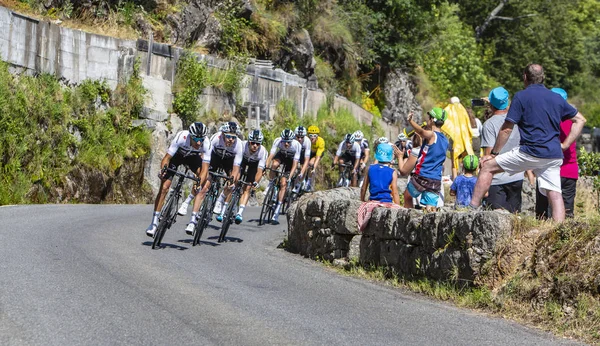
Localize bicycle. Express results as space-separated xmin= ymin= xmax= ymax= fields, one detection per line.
xmin=218 ymin=178 xmax=254 ymax=243
xmin=290 ymin=164 xmax=313 ymax=202
xmin=192 ymin=169 xmax=231 ymax=246
xmin=259 ymin=167 xmax=288 ymax=226
xmin=152 ymin=167 xmax=200 ymax=249
xmin=336 ymin=162 xmax=354 ymax=187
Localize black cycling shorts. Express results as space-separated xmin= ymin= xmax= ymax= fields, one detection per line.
xmin=240 ymin=158 xmax=259 ymax=183
xmin=209 ymin=152 xmax=235 ymax=175
xmin=274 ymin=151 xmax=295 ymax=173
xmin=166 ymin=152 xmax=202 ymax=180
xmin=340 ymin=152 xmax=357 ymax=167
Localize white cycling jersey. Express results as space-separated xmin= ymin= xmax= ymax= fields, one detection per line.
xmin=167 ymin=130 xmax=211 ymax=157
xmin=270 ymin=138 xmax=302 ymax=161
xmin=297 ymin=136 xmax=312 ymax=160
xmin=203 ymin=132 xmax=244 ymax=166
xmin=336 ymin=141 xmax=362 ymax=159
xmin=242 ymin=141 xmax=268 ymax=169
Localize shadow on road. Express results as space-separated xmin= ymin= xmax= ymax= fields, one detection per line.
xmin=177 ymin=238 xmax=221 ymax=247
xmin=141 ymin=241 xmax=188 ymax=250
xmin=206 ymin=235 xmax=244 ymax=243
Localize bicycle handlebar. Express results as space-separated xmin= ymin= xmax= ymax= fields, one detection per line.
xmin=209 ymin=171 xmax=232 ymax=181
xmin=164 ymin=167 xmax=200 ymax=183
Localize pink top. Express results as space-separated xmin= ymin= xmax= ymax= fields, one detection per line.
xmin=560 ymin=120 xmax=578 ymax=179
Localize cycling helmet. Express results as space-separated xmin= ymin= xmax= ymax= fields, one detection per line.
xmin=189 ymin=122 xmax=208 ymax=138
xmin=295 ymin=126 xmax=307 ymax=137
xmin=353 ymin=130 xmax=364 ymax=141
xmin=280 ymin=129 xmax=295 ymax=141
xmin=344 ymin=133 xmax=356 ymax=143
xmin=463 ymin=155 xmax=479 ymax=171
xmin=220 ymin=121 xmax=238 ymax=134
xmin=307 ymin=125 xmax=320 ymax=135
xmin=397 ymin=133 xmax=408 ymax=142
xmin=377 ymin=137 xmax=389 ymax=144
xmin=248 ymin=129 xmax=264 ymax=143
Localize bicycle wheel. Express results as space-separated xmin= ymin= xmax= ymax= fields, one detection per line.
xmin=218 ymin=189 xmax=240 ymax=243
xmin=259 ymin=184 xmax=275 ymax=226
xmin=153 ymin=193 xmax=177 ymax=249
xmin=193 ymin=189 xmax=214 ymax=246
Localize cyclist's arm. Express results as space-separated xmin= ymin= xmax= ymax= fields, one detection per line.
xmin=316 ymin=138 xmax=325 ymax=158
xmin=362 ymin=148 xmax=370 ymax=164
xmin=231 ymin=140 xmax=244 ymax=184
xmin=160 ymin=153 xmax=172 ymax=171
xmin=360 ymin=166 xmax=370 ymax=202
xmin=333 ymin=142 xmax=343 ymax=165
xmin=290 ymin=159 xmax=299 ymax=178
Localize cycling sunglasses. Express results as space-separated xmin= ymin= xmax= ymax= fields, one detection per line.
xmin=249 ymin=141 xmax=261 ymax=146
xmin=224 ymin=134 xmax=237 ymax=140
xmin=308 ymin=134 xmax=318 ymax=138
xmin=191 ymin=136 xmax=204 ymax=142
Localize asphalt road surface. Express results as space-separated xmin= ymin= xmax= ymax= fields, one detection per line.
xmin=0 ymin=204 xmax=583 ymax=345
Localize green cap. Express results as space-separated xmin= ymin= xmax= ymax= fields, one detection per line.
xmin=427 ymin=107 xmax=448 ymax=123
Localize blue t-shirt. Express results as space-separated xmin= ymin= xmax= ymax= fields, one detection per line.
xmin=414 ymin=131 xmax=449 ymax=181
xmin=506 ymin=84 xmax=578 ymax=159
xmin=450 ymin=174 xmax=477 ymax=207
xmin=368 ymin=164 xmax=394 ymax=203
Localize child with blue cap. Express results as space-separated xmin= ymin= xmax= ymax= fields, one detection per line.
xmin=360 ymin=143 xmax=400 ymax=204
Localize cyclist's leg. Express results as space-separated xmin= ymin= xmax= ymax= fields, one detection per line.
xmin=272 ymin=157 xmax=292 ymax=223
xmin=179 ymin=155 xmax=203 ymax=215
xmin=217 ymin=158 xmax=236 ymax=221
xmin=351 ymin=157 xmax=358 ymax=187
xmin=147 ymin=157 xmax=181 ymax=235
xmin=237 ymin=163 xmax=258 ymax=222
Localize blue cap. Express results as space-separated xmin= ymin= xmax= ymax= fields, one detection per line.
xmin=488 ymin=87 xmax=510 ymax=110
xmin=376 ymin=143 xmax=394 ymax=163
xmin=551 ymin=87 xmax=568 ymax=101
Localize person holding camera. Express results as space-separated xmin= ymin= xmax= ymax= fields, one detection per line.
xmin=478 ymin=86 xmax=525 ymax=213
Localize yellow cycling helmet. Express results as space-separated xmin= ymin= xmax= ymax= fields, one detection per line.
xmin=307 ymin=125 xmax=320 ymax=135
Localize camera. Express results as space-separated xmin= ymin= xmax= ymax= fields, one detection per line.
xmin=471 ymin=98 xmax=486 ymax=107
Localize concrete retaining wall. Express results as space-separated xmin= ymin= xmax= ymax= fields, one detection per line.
xmin=0 ymin=6 xmax=398 ymax=137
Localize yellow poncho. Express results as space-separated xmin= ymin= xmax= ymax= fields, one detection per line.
xmin=442 ymin=100 xmax=473 ymax=169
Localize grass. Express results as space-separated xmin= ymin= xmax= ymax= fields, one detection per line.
xmin=308 ymin=212 xmax=600 ymax=345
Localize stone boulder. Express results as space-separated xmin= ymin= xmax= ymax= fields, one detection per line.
xmin=381 ymin=69 xmax=422 ymax=128
xmin=274 ymin=29 xmax=317 ymax=86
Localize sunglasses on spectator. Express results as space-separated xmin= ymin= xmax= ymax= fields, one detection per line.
xmin=249 ymin=141 xmax=261 ymax=146
xmin=224 ymin=134 xmax=237 ymax=140
xmin=191 ymin=136 xmax=204 ymax=142
xmin=308 ymin=134 xmax=318 ymax=138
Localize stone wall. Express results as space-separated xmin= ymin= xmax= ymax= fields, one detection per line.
xmin=287 ymin=188 xmax=515 ymax=284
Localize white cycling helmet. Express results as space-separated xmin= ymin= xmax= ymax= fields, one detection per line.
xmin=397 ymin=133 xmax=408 ymax=141
xmin=189 ymin=122 xmax=208 ymax=138
xmin=295 ymin=126 xmax=307 ymax=137
xmin=220 ymin=121 xmax=238 ymax=134
xmin=377 ymin=137 xmax=389 ymax=144
xmin=280 ymin=129 xmax=295 ymax=141
xmin=344 ymin=133 xmax=356 ymax=143
xmin=353 ymin=130 xmax=364 ymax=141
xmin=248 ymin=129 xmax=264 ymax=143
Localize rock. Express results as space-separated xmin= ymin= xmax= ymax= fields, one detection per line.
xmin=275 ymin=29 xmax=317 ymax=82
xmin=381 ymin=69 xmax=422 ymax=127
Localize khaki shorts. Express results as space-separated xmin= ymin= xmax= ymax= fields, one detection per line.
xmin=495 ymin=147 xmax=562 ymax=196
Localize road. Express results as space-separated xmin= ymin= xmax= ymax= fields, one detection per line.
xmin=0 ymin=204 xmax=581 ymax=345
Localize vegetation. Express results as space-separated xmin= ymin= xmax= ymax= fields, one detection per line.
xmin=0 ymin=60 xmax=150 ymax=205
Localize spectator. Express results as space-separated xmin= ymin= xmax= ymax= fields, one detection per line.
xmin=467 ymin=108 xmax=483 ymax=157
xmin=451 ymin=155 xmax=479 ymax=207
xmin=398 ymin=131 xmax=422 ymax=208
xmin=403 ymin=108 xmax=449 ymax=212
xmin=361 ymin=143 xmax=400 ymax=204
xmin=480 ymin=86 xmax=525 ymax=213
xmin=536 ymin=88 xmax=579 ymax=219
xmin=469 ymin=64 xmax=586 ymax=222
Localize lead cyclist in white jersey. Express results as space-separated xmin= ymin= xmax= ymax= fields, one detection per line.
xmin=184 ymin=122 xmax=244 ymax=234
xmin=265 ymin=129 xmax=302 ymax=224
xmin=146 ymin=122 xmax=210 ymax=237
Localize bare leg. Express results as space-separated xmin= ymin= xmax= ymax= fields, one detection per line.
xmin=471 ymin=158 xmax=504 ymax=207
xmin=547 ymin=190 xmax=565 ymax=222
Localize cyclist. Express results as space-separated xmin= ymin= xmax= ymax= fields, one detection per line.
xmin=332 ymin=133 xmax=361 ymax=187
xmin=292 ymin=126 xmax=312 ymax=193
xmin=179 ymin=121 xmax=241 ymax=216
xmin=306 ymin=125 xmax=325 ymax=191
xmin=354 ymin=130 xmax=370 ymax=185
xmin=215 ymin=129 xmax=268 ymax=224
xmin=146 ymin=122 xmax=210 ymax=237
xmin=186 ymin=121 xmax=243 ymax=235
xmin=265 ymin=129 xmax=302 ymax=224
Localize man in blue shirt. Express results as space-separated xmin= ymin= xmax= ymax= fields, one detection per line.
xmin=469 ymin=64 xmax=586 ymax=221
